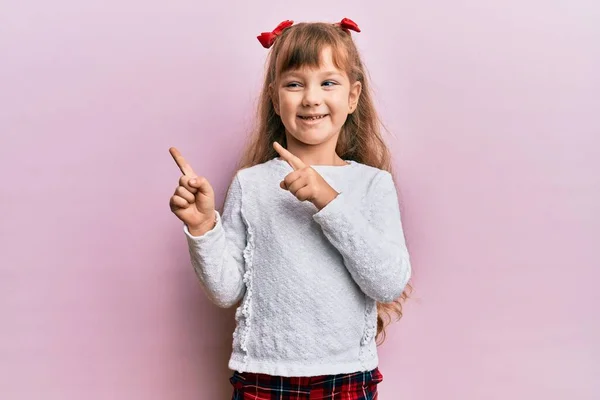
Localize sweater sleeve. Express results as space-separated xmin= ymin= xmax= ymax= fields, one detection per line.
xmin=312 ymin=170 xmax=411 ymax=303
xmin=182 ymin=174 xmax=247 ymax=308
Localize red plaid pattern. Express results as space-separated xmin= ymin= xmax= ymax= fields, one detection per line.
xmin=230 ymin=367 xmax=383 ymax=399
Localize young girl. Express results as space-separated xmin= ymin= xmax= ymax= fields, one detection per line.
xmin=169 ymin=18 xmax=411 ymax=400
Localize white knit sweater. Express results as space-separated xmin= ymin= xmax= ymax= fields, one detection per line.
xmin=183 ymin=157 xmax=411 ymax=377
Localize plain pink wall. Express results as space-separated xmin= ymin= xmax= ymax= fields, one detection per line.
xmin=1 ymin=1 xmax=598 ymax=399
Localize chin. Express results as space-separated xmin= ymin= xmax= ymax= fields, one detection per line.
xmin=288 ymin=130 xmax=338 ymax=146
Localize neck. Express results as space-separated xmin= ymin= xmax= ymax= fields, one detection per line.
xmin=283 ymin=132 xmax=347 ymax=166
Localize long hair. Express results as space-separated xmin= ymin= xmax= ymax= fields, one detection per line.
xmin=235 ymin=21 xmax=412 ymax=345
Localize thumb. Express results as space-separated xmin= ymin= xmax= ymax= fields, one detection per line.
xmin=189 ymin=177 xmax=204 ymax=189
xmin=185 ymin=177 xmax=199 ymax=194
xmin=189 ymin=176 xmax=215 ymax=199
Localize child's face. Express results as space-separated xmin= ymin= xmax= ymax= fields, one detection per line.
xmin=273 ymin=47 xmax=361 ymax=147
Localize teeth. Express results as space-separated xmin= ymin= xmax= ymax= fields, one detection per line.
xmin=300 ymin=115 xmax=326 ymax=120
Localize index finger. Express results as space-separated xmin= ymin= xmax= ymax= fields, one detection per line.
xmin=273 ymin=142 xmax=305 ymax=171
xmin=169 ymin=147 xmax=196 ymax=176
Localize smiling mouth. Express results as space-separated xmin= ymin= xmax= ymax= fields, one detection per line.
xmin=298 ymin=114 xmax=328 ymax=120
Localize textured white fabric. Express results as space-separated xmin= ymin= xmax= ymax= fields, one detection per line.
xmin=183 ymin=157 xmax=411 ymax=377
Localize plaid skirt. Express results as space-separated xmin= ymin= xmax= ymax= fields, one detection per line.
xmin=230 ymin=367 xmax=383 ymax=399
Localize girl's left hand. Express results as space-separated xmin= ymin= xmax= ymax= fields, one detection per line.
xmin=273 ymin=142 xmax=339 ymax=210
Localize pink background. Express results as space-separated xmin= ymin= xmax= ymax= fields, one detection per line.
xmin=1 ymin=1 xmax=598 ymax=399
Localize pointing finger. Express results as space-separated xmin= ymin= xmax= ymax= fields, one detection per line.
xmin=169 ymin=147 xmax=196 ymax=176
xmin=273 ymin=142 xmax=305 ymax=171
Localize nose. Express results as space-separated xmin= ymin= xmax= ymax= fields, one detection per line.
xmin=302 ymin=84 xmax=322 ymax=107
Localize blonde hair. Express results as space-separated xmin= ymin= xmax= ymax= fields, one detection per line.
xmin=234 ymin=21 xmax=412 ymax=345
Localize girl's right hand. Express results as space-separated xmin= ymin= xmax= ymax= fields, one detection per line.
xmin=168 ymin=147 xmax=216 ymax=234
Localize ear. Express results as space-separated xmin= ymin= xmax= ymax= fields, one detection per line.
xmin=269 ymin=83 xmax=280 ymax=115
xmin=348 ymin=80 xmax=362 ymax=114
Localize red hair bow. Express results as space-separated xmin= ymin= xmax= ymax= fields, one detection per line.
xmin=257 ymin=20 xmax=294 ymax=49
xmin=337 ymin=17 xmax=361 ymax=33
xmin=256 ymin=18 xmax=360 ymax=49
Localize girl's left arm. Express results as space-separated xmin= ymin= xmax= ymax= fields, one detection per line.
xmin=312 ymin=170 xmax=411 ymax=302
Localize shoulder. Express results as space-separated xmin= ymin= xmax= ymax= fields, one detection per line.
xmin=344 ymin=163 xmax=399 ymax=201
xmin=238 ymin=158 xmax=279 ymax=175
xmin=231 ymin=158 xmax=284 ymax=189
xmin=348 ymin=161 xmax=391 ymax=186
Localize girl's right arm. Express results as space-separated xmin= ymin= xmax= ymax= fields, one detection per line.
xmin=183 ymin=175 xmax=247 ymax=308
xmin=169 ymin=147 xmax=246 ymax=308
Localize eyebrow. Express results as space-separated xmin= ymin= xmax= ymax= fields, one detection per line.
xmin=281 ymin=70 xmax=345 ymax=79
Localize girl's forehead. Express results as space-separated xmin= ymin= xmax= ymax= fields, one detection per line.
xmin=317 ymin=46 xmax=335 ymax=64
xmin=280 ymin=47 xmax=347 ymax=76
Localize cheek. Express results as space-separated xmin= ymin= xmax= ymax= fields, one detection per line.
xmin=331 ymin=92 xmax=350 ymax=109
xmin=279 ymin=97 xmax=298 ymax=118
xmin=331 ymin=96 xmax=350 ymax=115
xmin=330 ymin=95 xmax=351 ymax=124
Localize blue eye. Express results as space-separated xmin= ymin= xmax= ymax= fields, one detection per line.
xmin=286 ymin=82 xmax=301 ymax=88
xmin=322 ymin=81 xmax=337 ymax=87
